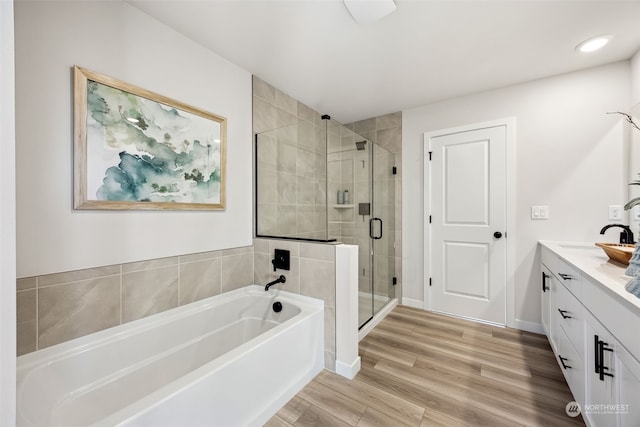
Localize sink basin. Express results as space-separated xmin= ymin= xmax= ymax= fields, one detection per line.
xmin=595 ymin=243 xmax=635 ymax=266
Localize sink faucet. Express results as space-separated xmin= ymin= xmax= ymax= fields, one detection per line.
xmin=265 ymin=275 xmax=286 ymax=291
xmin=599 ymin=224 xmax=635 ymax=244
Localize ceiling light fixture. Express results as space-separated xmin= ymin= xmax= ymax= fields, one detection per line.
xmin=575 ymin=35 xmax=612 ymax=53
xmin=344 ymin=0 xmax=396 ymax=24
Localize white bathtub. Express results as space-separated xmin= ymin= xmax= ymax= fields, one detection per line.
xmin=17 ymin=285 xmax=324 ymax=427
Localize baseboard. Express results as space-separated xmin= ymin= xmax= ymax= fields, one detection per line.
xmin=335 ymin=356 xmax=361 ymax=380
xmin=396 ymin=300 xmax=543 ymax=335
xmin=514 ymin=319 xmax=544 ymax=334
xmin=401 ymin=297 xmax=423 ymax=309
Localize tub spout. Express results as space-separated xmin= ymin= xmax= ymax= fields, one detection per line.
xmin=265 ymin=275 xmax=286 ymax=291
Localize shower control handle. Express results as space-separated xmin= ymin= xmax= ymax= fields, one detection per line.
xmin=370 ymin=218 xmax=383 ymax=240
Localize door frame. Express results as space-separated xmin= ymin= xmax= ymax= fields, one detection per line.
xmin=1 ymin=1 xmax=16 ymax=424
xmin=423 ymin=118 xmax=516 ymax=328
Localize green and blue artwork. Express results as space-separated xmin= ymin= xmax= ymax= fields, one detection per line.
xmin=85 ymin=80 xmax=223 ymax=205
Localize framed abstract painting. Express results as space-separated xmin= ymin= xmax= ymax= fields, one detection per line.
xmin=73 ymin=65 xmax=227 ymax=210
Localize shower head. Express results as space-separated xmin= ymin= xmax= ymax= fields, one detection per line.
xmin=355 ymin=140 xmax=366 ymax=151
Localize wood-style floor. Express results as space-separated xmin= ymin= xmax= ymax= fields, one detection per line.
xmin=265 ymin=305 xmax=585 ymax=427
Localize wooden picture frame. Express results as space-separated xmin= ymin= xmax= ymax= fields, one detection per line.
xmin=73 ymin=65 xmax=227 ymax=210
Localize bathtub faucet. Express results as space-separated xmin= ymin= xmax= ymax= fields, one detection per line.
xmin=265 ymin=275 xmax=286 ymax=291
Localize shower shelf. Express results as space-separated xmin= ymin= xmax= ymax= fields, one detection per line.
xmin=331 ymin=204 xmax=355 ymax=209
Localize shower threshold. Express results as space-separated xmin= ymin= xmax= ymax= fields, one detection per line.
xmin=358 ymin=297 xmax=398 ymax=341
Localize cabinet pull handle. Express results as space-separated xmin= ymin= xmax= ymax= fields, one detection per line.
xmin=598 ymin=339 xmax=614 ymax=381
xmin=558 ymin=355 xmax=572 ymax=370
xmin=542 ymin=271 xmax=549 ymax=292
xmin=594 ymin=335 xmax=600 ymax=374
xmin=558 ymin=273 xmax=573 ymax=280
xmin=557 ymin=309 xmax=572 ymax=319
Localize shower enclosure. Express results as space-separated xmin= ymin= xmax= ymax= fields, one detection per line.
xmin=255 ymin=116 xmax=395 ymax=328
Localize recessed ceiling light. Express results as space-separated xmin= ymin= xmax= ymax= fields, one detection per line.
xmin=575 ymin=35 xmax=612 ymax=53
xmin=344 ymin=0 xmax=396 ymax=24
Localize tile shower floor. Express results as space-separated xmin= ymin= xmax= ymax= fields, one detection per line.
xmin=358 ymin=293 xmax=390 ymax=327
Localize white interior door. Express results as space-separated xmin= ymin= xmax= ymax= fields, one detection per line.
xmin=426 ymin=125 xmax=507 ymax=325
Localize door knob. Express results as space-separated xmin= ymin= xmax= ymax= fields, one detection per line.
xmin=493 ymin=231 xmax=503 ymax=239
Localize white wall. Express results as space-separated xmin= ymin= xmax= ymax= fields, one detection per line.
xmin=632 ymin=49 xmax=640 ymax=106
xmin=0 ymin=0 xmax=16 ymax=423
xmin=403 ymin=62 xmax=631 ymax=325
xmin=15 ymin=1 xmax=253 ymax=277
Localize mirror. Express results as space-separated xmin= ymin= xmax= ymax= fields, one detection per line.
xmin=629 ymin=103 xmax=640 ymax=230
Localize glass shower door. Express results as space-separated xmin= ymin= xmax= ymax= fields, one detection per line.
xmin=357 ymin=140 xmax=396 ymax=329
xmin=354 ymin=139 xmax=373 ymax=329
xmin=325 ymin=123 xmax=374 ymax=328
xmin=322 ymin=119 xmax=395 ymax=329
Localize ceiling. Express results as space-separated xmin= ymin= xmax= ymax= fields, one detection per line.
xmin=128 ymin=0 xmax=640 ymax=124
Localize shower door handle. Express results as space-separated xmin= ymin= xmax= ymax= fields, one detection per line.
xmin=370 ymin=218 xmax=383 ymax=240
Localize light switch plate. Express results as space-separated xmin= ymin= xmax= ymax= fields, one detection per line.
xmin=531 ymin=206 xmax=549 ymax=220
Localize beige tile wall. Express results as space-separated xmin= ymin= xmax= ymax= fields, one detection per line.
xmin=253 ymin=74 xmax=402 ymax=305
xmin=16 ymin=246 xmax=254 ymax=355
xmin=253 ymin=237 xmax=337 ymax=370
xmin=254 ymin=76 xmax=328 ymax=240
xmin=327 ymin=124 xmax=374 ymax=297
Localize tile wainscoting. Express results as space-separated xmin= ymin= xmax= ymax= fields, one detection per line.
xmin=17 ymin=246 xmax=254 ymax=355
xmin=17 ymin=238 xmax=339 ymax=370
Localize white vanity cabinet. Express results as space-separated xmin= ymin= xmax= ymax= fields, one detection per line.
xmin=584 ymin=310 xmax=617 ymax=426
xmin=556 ymin=281 xmax=585 ymax=405
xmin=539 ymin=242 xmax=640 ymax=427
xmin=556 ymin=281 xmax=585 ymax=356
xmin=582 ymin=273 xmax=640 ymax=427
xmin=557 ymin=325 xmax=585 ymax=407
xmin=617 ymin=343 xmax=640 ymax=426
xmin=541 ymin=245 xmax=585 ymax=407
xmin=584 ymin=310 xmax=640 ymax=427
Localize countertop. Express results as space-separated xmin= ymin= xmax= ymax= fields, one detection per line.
xmin=539 ymin=240 xmax=640 ymax=314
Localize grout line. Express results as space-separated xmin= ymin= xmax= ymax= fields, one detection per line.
xmin=35 ymin=273 xmax=122 ymax=290
xmin=119 ymin=265 xmax=123 ymax=325
xmin=218 ymin=253 xmax=223 ymax=295
xmin=35 ymin=276 xmax=39 ymax=351
xmin=177 ymin=257 xmax=181 ymax=307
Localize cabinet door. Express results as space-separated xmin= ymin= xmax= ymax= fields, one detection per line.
xmin=585 ymin=313 xmax=616 ymax=427
xmin=541 ymin=265 xmax=552 ymax=336
xmin=556 ymin=281 xmax=584 ymax=355
xmin=557 ymin=327 xmax=585 ymax=407
xmin=555 ymin=258 xmax=582 ymax=298
xmin=617 ymin=344 xmax=640 ymax=427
